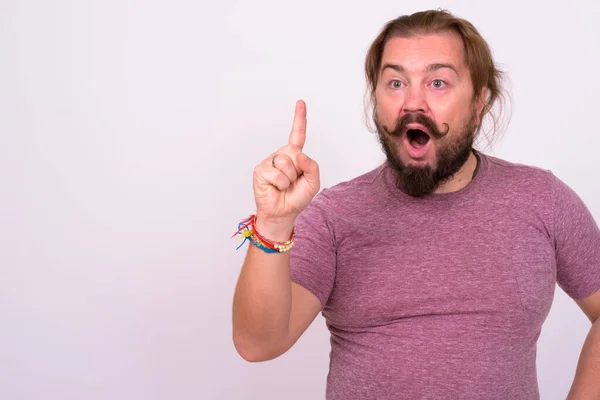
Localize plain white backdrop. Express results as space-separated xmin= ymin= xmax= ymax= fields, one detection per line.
xmin=1 ymin=0 xmax=599 ymax=399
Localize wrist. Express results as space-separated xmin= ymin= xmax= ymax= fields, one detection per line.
xmin=254 ymin=214 xmax=295 ymax=242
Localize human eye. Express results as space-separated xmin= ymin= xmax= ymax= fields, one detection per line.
xmin=389 ymin=79 xmax=404 ymax=89
xmin=431 ymin=79 xmax=446 ymax=89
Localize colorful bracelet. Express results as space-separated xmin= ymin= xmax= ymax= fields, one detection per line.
xmin=232 ymin=214 xmax=295 ymax=253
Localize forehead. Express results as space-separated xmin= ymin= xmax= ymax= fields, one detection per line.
xmin=380 ymin=33 xmax=467 ymax=73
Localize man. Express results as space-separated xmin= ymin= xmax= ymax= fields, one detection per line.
xmin=232 ymin=9 xmax=600 ymax=399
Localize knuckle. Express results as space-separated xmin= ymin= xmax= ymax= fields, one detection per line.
xmin=277 ymin=155 xmax=293 ymax=168
xmin=253 ymin=164 xmax=265 ymax=177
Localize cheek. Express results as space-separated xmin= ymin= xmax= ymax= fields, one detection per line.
xmin=375 ymin=93 xmax=402 ymax=125
xmin=430 ymin=98 xmax=468 ymax=128
xmin=428 ymin=94 xmax=453 ymax=114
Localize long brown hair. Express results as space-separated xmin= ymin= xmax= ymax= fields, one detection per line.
xmin=365 ymin=9 xmax=509 ymax=145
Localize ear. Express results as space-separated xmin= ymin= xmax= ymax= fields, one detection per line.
xmin=473 ymin=87 xmax=488 ymax=127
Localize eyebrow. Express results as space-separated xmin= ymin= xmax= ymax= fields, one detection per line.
xmin=381 ymin=62 xmax=459 ymax=75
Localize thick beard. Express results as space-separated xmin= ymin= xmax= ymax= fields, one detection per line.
xmin=375 ymin=111 xmax=477 ymax=197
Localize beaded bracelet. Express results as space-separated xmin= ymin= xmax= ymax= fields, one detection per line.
xmin=232 ymin=214 xmax=295 ymax=253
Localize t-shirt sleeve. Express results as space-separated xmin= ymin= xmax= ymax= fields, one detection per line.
xmin=289 ymin=190 xmax=337 ymax=309
xmin=552 ymin=173 xmax=600 ymax=299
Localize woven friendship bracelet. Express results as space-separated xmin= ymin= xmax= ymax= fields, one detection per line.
xmin=232 ymin=214 xmax=295 ymax=253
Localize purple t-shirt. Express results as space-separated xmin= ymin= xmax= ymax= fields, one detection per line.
xmin=289 ymin=153 xmax=600 ymax=400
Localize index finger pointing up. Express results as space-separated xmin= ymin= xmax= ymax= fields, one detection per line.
xmin=288 ymin=100 xmax=307 ymax=149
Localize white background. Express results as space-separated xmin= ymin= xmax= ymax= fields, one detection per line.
xmin=1 ymin=0 xmax=599 ymax=399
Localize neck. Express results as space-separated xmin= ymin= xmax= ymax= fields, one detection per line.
xmin=433 ymin=150 xmax=479 ymax=194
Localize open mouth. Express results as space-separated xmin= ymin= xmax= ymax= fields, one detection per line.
xmin=406 ymin=129 xmax=431 ymax=149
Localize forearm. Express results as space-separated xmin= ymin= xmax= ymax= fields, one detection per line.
xmin=567 ymin=318 xmax=600 ymax=399
xmin=232 ymin=244 xmax=292 ymax=358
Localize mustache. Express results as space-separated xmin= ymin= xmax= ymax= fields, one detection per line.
xmin=382 ymin=113 xmax=450 ymax=140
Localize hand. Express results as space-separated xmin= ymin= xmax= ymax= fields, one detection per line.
xmin=252 ymin=100 xmax=320 ymax=238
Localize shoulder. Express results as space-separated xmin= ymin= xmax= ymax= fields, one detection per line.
xmin=484 ymin=154 xmax=553 ymax=181
xmin=479 ymin=153 xmax=588 ymax=221
xmin=481 ymin=153 xmax=558 ymax=194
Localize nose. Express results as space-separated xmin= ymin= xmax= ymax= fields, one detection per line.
xmin=402 ymin=86 xmax=429 ymax=114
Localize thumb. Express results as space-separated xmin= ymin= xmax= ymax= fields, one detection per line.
xmin=297 ymin=153 xmax=320 ymax=194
